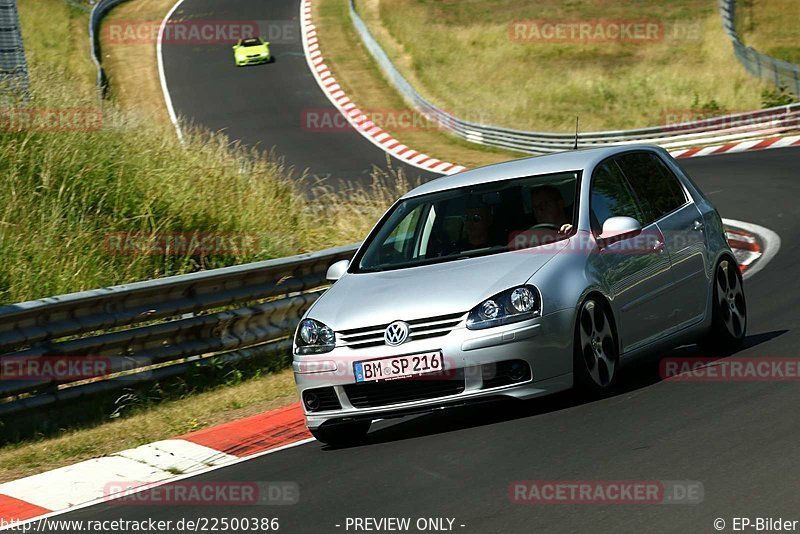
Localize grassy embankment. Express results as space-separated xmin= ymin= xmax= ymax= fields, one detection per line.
xmin=347 ymin=0 xmax=777 ymax=132
xmin=737 ymin=0 xmax=800 ymax=64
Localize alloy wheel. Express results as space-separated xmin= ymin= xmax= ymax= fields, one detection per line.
xmin=579 ymin=300 xmax=617 ymax=387
xmin=716 ymin=259 xmax=746 ymax=339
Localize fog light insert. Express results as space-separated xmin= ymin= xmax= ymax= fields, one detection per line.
xmin=303 ymin=392 xmax=320 ymax=411
xmin=508 ymin=361 xmax=527 ymax=381
xmin=302 ymin=387 xmax=341 ymax=412
xmin=481 ymin=359 xmax=532 ymax=389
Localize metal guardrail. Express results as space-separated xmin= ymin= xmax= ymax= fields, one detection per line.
xmin=719 ymin=0 xmax=800 ymax=97
xmin=90 ymin=0 xmax=129 ymax=97
xmin=0 ymin=243 xmax=359 ymax=416
xmin=347 ymin=0 xmax=799 ymax=155
xmin=0 ymin=0 xmax=29 ymax=98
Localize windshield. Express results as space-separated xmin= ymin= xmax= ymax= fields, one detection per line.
xmin=241 ymin=38 xmax=262 ymax=47
xmin=354 ymin=172 xmax=580 ymax=273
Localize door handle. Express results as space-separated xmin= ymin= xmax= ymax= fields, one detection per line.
xmin=692 ymin=220 xmax=704 ymax=231
xmin=653 ymin=239 xmax=665 ymax=252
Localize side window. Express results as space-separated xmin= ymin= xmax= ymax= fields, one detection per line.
xmin=616 ymin=152 xmax=687 ymax=222
xmin=590 ymin=161 xmax=644 ymax=234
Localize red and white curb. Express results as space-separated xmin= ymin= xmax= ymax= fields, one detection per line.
xmin=0 ymin=403 xmax=311 ymax=526
xmin=723 ymin=219 xmax=781 ymax=279
xmin=299 ymin=0 xmax=466 ymax=175
xmin=670 ymin=134 xmax=800 ymax=159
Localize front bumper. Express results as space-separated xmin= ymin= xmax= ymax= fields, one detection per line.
xmin=293 ymin=308 xmax=575 ymax=429
xmin=235 ymin=54 xmax=270 ymax=66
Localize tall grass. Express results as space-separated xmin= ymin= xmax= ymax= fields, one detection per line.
xmin=0 ymin=63 xmax=409 ymax=304
xmin=0 ymin=0 xmax=416 ymax=305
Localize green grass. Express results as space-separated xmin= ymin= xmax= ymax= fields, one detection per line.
xmin=358 ymin=0 xmax=771 ymax=131
xmin=4 ymin=0 xmax=408 ymax=305
xmin=736 ymin=0 xmax=800 ymax=64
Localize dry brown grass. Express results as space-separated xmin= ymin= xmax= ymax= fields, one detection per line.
xmin=362 ymin=0 xmax=769 ymax=131
xmin=737 ymin=0 xmax=800 ymax=64
xmin=101 ymin=0 xmax=178 ymax=122
xmin=315 ymin=0 xmax=514 ymax=167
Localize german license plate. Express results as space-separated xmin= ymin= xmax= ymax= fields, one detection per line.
xmin=354 ymin=351 xmax=445 ymax=383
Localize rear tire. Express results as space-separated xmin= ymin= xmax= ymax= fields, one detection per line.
xmin=310 ymin=420 xmax=371 ymax=447
xmin=573 ymin=297 xmax=619 ymax=394
xmin=699 ymin=257 xmax=746 ymax=350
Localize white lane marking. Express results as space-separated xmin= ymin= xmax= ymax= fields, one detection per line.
xmin=157 ymin=0 xmax=187 ymax=142
xmin=1 ymin=438 xmax=316 ymax=530
xmin=0 ymin=456 xmax=168 ymax=511
xmin=722 ymin=218 xmax=782 ymax=280
xmin=115 ymin=440 xmax=237 ymax=473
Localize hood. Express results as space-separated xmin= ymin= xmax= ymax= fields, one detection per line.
xmin=308 ymin=242 xmax=567 ymax=330
xmin=237 ymin=44 xmax=268 ymax=54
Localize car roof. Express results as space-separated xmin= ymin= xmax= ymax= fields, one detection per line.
xmin=402 ymin=144 xmax=665 ymax=198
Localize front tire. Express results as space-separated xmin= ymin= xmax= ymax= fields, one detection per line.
xmin=700 ymin=257 xmax=746 ymax=350
xmin=310 ymin=420 xmax=371 ymax=447
xmin=574 ymin=297 xmax=619 ymax=394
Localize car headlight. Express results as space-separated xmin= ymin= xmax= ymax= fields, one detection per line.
xmin=466 ymin=285 xmax=541 ymax=330
xmin=294 ymin=319 xmax=335 ymax=354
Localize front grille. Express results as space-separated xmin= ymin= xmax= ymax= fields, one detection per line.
xmin=481 ymin=360 xmax=532 ymax=389
xmin=338 ymin=312 xmax=465 ymax=349
xmin=344 ymin=371 xmax=465 ymax=408
xmin=302 ymin=387 xmax=341 ymax=412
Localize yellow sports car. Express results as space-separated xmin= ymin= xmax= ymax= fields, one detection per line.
xmin=232 ymin=37 xmax=271 ymax=66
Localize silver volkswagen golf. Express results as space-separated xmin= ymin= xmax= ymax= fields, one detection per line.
xmin=293 ymin=145 xmax=746 ymax=446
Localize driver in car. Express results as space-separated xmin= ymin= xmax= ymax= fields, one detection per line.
xmin=530 ymin=186 xmax=573 ymax=234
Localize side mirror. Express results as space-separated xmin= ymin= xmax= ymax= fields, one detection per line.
xmin=598 ymin=216 xmax=642 ymax=246
xmin=326 ymin=259 xmax=350 ymax=282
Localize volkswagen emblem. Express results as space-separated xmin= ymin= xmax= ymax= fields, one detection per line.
xmin=384 ymin=321 xmax=410 ymax=346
